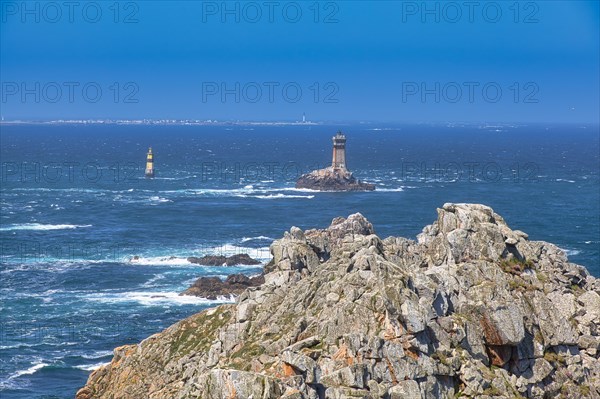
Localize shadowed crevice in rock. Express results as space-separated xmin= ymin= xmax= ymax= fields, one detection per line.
xmin=77 ymin=204 xmax=600 ymax=399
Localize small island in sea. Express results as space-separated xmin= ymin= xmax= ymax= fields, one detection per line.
xmin=296 ymin=131 xmax=376 ymax=191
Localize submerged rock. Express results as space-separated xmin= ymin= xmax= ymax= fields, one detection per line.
xmin=77 ymin=204 xmax=600 ymax=399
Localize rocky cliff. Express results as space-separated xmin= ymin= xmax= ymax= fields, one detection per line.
xmin=77 ymin=204 xmax=600 ymax=399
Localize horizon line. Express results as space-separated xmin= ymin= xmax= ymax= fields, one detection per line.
xmin=1 ymin=119 xmax=599 ymax=126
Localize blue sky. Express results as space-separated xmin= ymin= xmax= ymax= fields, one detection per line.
xmin=1 ymin=0 xmax=599 ymax=123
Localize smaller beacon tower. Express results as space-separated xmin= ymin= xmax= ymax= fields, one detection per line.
xmin=332 ymin=131 xmax=347 ymax=170
xmin=145 ymin=147 xmax=154 ymax=178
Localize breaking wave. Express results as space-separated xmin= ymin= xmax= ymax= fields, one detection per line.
xmin=0 ymin=360 xmax=48 ymax=389
xmin=73 ymin=362 xmax=110 ymax=371
xmin=240 ymin=236 xmax=274 ymax=243
xmin=252 ymin=194 xmax=314 ymax=199
xmin=129 ymin=256 xmax=195 ymax=266
xmin=84 ymin=291 xmax=236 ymax=306
xmin=0 ymin=223 xmax=92 ymax=231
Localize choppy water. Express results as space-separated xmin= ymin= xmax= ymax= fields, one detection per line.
xmin=1 ymin=123 xmax=598 ymax=398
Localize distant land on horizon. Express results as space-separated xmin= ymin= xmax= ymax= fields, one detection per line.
xmin=1 ymin=119 xmax=598 ymax=127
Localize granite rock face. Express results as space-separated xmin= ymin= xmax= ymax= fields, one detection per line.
xmin=77 ymin=204 xmax=600 ymax=399
xmin=295 ymin=167 xmax=375 ymax=191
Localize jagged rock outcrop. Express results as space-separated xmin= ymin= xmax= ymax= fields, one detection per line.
xmin=296 ymin=167 xmax=375 ymax=191
xmin=77 ymin=204 xmax=600 ymax=399
xmin=181 ymin=274 xmax=265 ymax=299
xmin=187 ymin=253 xmax=261 ymax=266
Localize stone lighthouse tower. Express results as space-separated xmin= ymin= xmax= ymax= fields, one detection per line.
xmin=332 ymin=131 xmax=347 ymax=170
xmin=295 ymin=130 xmax=375 ymax=191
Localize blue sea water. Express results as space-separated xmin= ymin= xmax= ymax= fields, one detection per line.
xmin=0 ymin=123 xmax=599 ymax=398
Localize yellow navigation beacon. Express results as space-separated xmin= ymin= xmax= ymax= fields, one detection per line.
xmin=145 ymin=147 xmax=154 ymax=178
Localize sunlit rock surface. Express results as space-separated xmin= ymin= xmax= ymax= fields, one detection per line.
xmin=77 ymin=204 xmax=600 ymax=399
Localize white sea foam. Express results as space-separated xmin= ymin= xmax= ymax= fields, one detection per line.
xmin=148 ymin=196 xmax=173 ymax=203
xmin=163 ymin=187 xmax=251 ymax=196
xmin=128 ymin=243 xmax=272 ymax=266
xmin=2 ymin=361 xmax=48 ymax=386
xmin=375 ymin=187 xmax=404 ymax=192
xmin=559 ymin=246 xmax=582 ymax=257
xmin=253 ymin=194 xmax=314 ymax=199
xmin=240 ymin=236 xmax=274 ymax=243
xmin=129 ymin=256 xmax=193 ymax=266
xmin=272 ymin=187 xmax=321 ymax=193
xmin=141 ymin=273 xmax=167 ymax=287
xmin=74 ymin=362 xmax=111 ymax=371
xmin=556 ymin=179 xmax=576 ymax=183
xmin=0 ymin=343 xmax=37 ymax=350
xmin=81 ymin=350 xmax=113 ymax=360
xmin=84 ymin=291 xmax=235 ymax=306
xmin=160 ymin=186 xmax=320 ymax=198
xmin=0 ymin=223 xmax=92 ymax=231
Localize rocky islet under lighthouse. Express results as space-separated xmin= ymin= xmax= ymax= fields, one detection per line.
xmin=295 ymin=131 xmax=376 ymax=191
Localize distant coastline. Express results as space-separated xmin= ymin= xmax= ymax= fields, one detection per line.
xmin=0 ymin=119 xmax=323 ymax=126
xmin=2 ymin=120 xmax=597 ymax=128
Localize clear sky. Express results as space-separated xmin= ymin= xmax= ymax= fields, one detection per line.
xmin=1 ymin=0 xmax=599 ymax=123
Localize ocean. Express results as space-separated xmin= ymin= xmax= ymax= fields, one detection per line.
xmin=0 ymin=123 xmax=598 ymax=398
